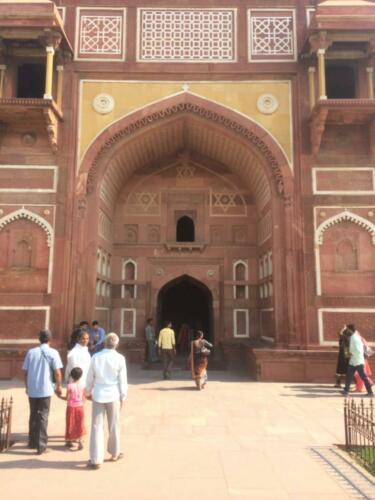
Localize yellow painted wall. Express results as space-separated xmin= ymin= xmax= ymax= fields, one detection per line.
xmin=78 ymin=81 xmax=293 ymax=168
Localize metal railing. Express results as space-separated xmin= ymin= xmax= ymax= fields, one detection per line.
xmin=344 ymin=398 xmax=375 ymax=473
xmin=0 ymin=397 xmax=13 ymax=452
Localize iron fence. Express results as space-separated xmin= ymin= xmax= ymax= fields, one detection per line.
xmin=0 ymin=396 xmax=13 ymax=452
xmin=344 ymin=398 xmax=375 ymax=473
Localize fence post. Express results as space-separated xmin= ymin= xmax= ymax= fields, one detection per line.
xmin=344 ymin=398 xmax=349 ymax=450
xmin=6 ymin=397 xmax=12 ymax=450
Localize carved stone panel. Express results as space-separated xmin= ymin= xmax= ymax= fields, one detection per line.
xmin=124 ymin=224 xmax=138 ymax=243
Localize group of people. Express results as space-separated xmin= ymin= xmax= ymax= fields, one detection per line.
xmin=145 ymin=318 xmax=213 ymax=390
xmin=22 ymin=324 xmax=127 ymax=470
xmin=335 ymin=323 xmax=374 ymax=397
xmin=22 ymin=318 xmax=213 ymax=468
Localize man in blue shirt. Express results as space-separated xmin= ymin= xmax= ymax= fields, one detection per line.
xmin=22 ymin=330 xmax=63 ymax=454
xmin=89 ymin=320 xmax=106 ymax=355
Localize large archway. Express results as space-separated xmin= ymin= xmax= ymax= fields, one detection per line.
xmin=71 ymin=92 xmax=301 ymax=351
xmin=157 ymin=275 xmax=213 ymax=344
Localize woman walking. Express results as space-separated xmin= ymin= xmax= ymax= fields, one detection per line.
xmin=334 ymin=326 xmax=350 ymax=388
xmin=190 ymin=330 xmax=213 ymax=390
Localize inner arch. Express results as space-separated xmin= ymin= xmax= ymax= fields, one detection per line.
xmin=157 ymin=275 xmax=213 ymax=343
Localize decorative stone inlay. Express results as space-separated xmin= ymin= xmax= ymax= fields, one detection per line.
xmin=207 ymin=270 xmax=215 ymax=278
xmin=43 ymin=209 xmax=50 ymax=215
xmin=138 ymin=8 xmax=236 ymax=62
xmin=368 ymin=211 xmax=374 ymax=218
xmin=92 ymin=93 xmax=115 ymax=114
xmin=249 ymin=10 xmax=295 ymax=61
xmin=319 ymin=211 xmax=326 ymax=218
xmin=177 ymin=165 xmax=195 ymax=179
xmin=213 ymin=189 xmax=236 ymax=213
xmin=77 ymin=9 xmax=125 ymax=60
xmin=86 ymin=101 xmax=286 ymax=196
xmin=316 ymin=210 xmax=375 ymax=245
xmin=21 ymin=132 xmax=37 ymax=146
xmin=0 ymin=208 xmax=53 ymax=247
xmin=0 ymin=209 xmax=3 ymax=215
xmin=128 ymin=192 xmax=158 ymax=213
xmin=257 ymin=94 xmax=279 ymax=115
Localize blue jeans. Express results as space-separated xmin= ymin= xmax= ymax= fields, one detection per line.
xmin=344 ymin=364 xmax=373 ymax=394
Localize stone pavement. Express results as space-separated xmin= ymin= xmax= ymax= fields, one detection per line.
xmin=0 ymin=366 xmax=374 ymax=499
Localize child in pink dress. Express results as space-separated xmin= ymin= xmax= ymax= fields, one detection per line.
xmin=59 ymin=367 xmax=86 ymax=450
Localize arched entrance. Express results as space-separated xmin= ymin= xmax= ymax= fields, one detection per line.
xmin=72 ymin=92 xmax=301 ymax=351
xmin=157 ymin=275 xmax=213 ymax=343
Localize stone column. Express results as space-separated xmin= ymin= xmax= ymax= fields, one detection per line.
xmin=0 ymin=64 xmax=6 ymax=98
xmin=308 ymin=66 xmax=316 ymax=110
xmin=56 ymin=65 xmax=64 ymax=108
xmin=367 ymin=66 xmax=374 ymax=99
xmin=317 ymin=49 xmax=327 ymax=100
xmin=44 ymin=45 xmax=55 ymax=100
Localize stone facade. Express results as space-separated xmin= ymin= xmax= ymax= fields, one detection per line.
xmin=1 ymin=0 xmax=375 ymax=380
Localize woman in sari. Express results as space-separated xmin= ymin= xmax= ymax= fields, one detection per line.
xmin=190 ymin=330 xmax=213 ymax=390
xmin=334 ymin=326 xmax=350 ymax=388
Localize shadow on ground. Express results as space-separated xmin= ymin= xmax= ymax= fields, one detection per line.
xmin=280 ymin=384 xmax=367 ymax=399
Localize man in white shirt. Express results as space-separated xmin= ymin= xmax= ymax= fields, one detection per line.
xmin=65 ymin=330 xmax=91 ymax=387
xmin=86 ymin=333 xmax=128 ymax=469
xmin=343 ymin=324 xmax=373 ymax=396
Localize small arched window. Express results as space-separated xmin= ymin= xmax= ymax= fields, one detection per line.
xmin=122 ymin=259 xmax=137 ymax=299
xmin=233 ymin=260 xmax=248 ymax=300
xmin=124 ymin=261 xmax=136 ymax=280
xmin=176 ymin=216 xmax=195 ymax=242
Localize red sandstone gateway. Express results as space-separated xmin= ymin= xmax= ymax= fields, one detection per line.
xmin=1 ymin=0 xmax=375 ymax=382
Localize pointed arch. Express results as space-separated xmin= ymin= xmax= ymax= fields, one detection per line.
xmin=0 ymin=208 xmax=53 ymax=247
xmin=80 ymin=92 xmax=292 ymax=198
xmin=315 ymin=210 xmax=375 ymax=245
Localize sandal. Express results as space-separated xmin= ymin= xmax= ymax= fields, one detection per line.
xmin=110 ymin=452 xmax=124 ymax=462
xmin=86 ymin=460 xmax=100 ymax=470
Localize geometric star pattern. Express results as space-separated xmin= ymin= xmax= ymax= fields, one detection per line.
xmin=212 ymin=189 xmax=236 ymax=213
xmin=133 ymin=192 xmax=158 ymax=212
xmin=177 ymin=165 xmax=195 ymax=180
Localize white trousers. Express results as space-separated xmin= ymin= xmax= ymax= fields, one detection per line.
xmin=90 ymin=400 xmax=120 ymax=464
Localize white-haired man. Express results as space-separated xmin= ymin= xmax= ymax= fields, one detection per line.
xmin=86 ymin=333 xmax=128 ymax=469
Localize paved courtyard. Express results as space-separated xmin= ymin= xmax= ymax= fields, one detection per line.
xmin=1 ymin=366 xmax=374 ymax=499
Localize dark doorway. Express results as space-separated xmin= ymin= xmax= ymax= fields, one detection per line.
xmin=157 ymin=275 xmax=212 ymax=343
xmin=176 ymin=216 xmax=195 ymax=242
xmin=326 ymin=64 xmax=356 ymax=99
xmin=17 ymin=64 xmax=45 ymax=98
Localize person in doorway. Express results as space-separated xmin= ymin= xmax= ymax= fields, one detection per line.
xmin=342 ymin=324 xmax=374 ymax=397
xmin=65 ymin=329 xmax=91 ymax=388
xmin=189 ymin=330 xmax=213 ymax=390
xmin=158 ymin=321 xmax=176 ymax=379
xmin=89 ymin=320 xmax=106 ymax=355
xmin=177 ymin=323 xmax=190 ymax=354
xmin=22 ymin=330 xmax=63 ymax=454
xmin=145 ymin=318 xmax=158 ymax=364
xmin=334 ymin=326 xmax=350 ymax=388
xmin=86 ymin=333 xmax=128 ymax=469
